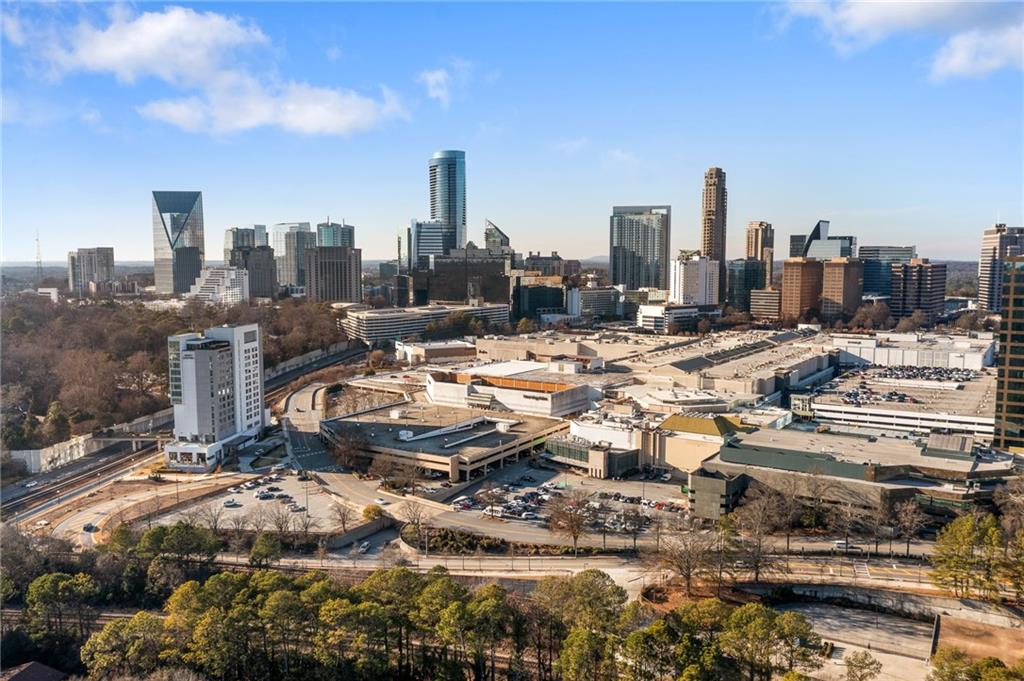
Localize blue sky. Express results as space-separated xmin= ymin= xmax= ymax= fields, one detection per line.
xmin=2 ymin=2 xmax=1022 ymax=262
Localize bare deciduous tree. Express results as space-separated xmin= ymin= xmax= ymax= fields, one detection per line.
xmin=269 ymin=503 xmax=295 ymax=538
xmin=829 ymin=502 xmax=867 ymax=554
xmin=622 ymin=509 xmax=646 ymax=551
xmin=548 ymin=489 xmax=592 ymax=557
xmin=199 ymin=502 xmax=225 ymax=534
xmin=803 ymin=469 xmax=838 ymax=529
xmin=331 ymin=502 xmax=356 ymax=534
xmin=657 ymin=516 xmax=716 ymax=597
xmin=249 ymin=506 xmax=268 ymax=535
xmin=774 ymin=477 xmax=805 ymax=554
xmin=369 ymin=457 xmax=399 ymax=489
xmin=893 ymin=499 xmax=928 ymax=557
xmin=995 ymin=476 xmax=1024 ymax=539
xmin=734 ymin=490 xmax=784 ymax=583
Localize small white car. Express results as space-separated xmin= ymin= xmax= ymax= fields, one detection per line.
xmin=357 ymin=541 xmax=371 ymax=554
xmin=373 ymin=498 xmax=389 ymax=506
xmin=223 ymin=499 xmax=241 ymax=508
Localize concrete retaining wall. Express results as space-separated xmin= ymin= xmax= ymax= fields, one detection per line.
xmin=264 ymin=342 xmax=351 ymax=381
xmin=326 ymin=517 xmax=394 ymax=550
xmin=742 ymin=583 xmax=1023 ymax=629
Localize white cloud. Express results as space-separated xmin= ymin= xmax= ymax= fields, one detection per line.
xmin=49 ymin=6 xmax=267 ymax=84
xmin=603 ymin=148 xmax=641 ymax=173
xmin=137 ymin=96 xmax=207 ymax=132
xmin=554 ymin=137 xmax=589 ymax=155
xmin=2 ymin=11 xmax=26 ymax=46
xmin=417 ymin=57 xmax=487 ymax=109
xmin=783 ymin=0 xmax=1023 ymax=79
xmin=10 ymin=6 xmax=403 ymax=136
xmin=417 ymin=68 xmax=452 ymax=109
xmin=930 ymin=24 xmax=1024 ymax=80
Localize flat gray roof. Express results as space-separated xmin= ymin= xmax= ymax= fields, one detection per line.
xmin=325 ymin=402 xmax=561 ymax=458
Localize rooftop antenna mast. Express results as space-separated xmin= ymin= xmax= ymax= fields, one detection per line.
xmin=35 ymin=228 xmax=42 ymax=287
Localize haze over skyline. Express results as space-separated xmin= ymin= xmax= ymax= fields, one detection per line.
xmin=2 ymin=2 xmax=1022 ymax=262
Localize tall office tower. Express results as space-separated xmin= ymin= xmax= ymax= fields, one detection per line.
xmin=484 ymin=219 xmax=511 ymax=253
xmin=67 ymin=247 xmax=115 ymax=297
xmin=859 ymin=245 xmax=917 ymax=296
xmin=609 ymin=205 xmax=672 ymax=290
xmin=223 ymin=227 xmax=256 ymax=263
xmin=152 ymin=191 xmax=204 ymax=294
xmin=978 ymin=224 xmax=1024 ymax=312
xmin=165 ymin=323 xmax=265 ymax=471
xmin=187 ymin=266 xmax=250 ymax=305
xmin=282 ymin=229 xmax=317 ymax=288
xmin=700 ymin=167 xmax=728 ymax=301
xmin=995 ymin=256 xmax=1024 ymax=450
xmin=669 ymin=252 xmax=719 ymax=306
xmin=270 ymin=222 xmax=311 ymax=280
xmin=745 ymin=221 xmax=774 ymax=288
xmin=230 ymin=245 xmax=278 ymax=298
xmin=252 ymin=224 xmax=268 ymax=247
xmin=890 ymin=258 xmax=946 ymax=322
xmin=317 ymin=221 xmax=355 ymax=248
xmin=726 ymin=258 xmax=765 ymax=312
xmin=789 ymin=220 xmax=856 ymax=259
xmin=821 ymin=257 xmax=864 ymax=321
xmin=408 ymin=219 xmax=447 ymax=269
xmin=781 ymin=257 xmax=824 ymax=320
xmin=305 ymin=246 xmax=362 ymax=302
xmin=429 ymin=150 xmax=467 ymax=251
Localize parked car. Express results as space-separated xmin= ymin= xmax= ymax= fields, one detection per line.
xmin=521 ymin=512 xmax=539 ymax=520
xmin=271 ymin=464 xmax=287 ymax=472
xmin=357 ymin=541 xmax=371 ymax=554
xmin=289 ymin=505 xmax=306 ymax=513
xmin=223 ymin=499 xmax=242 ymax=508
xmin=374 ymin=498 xmax=389 ymax=506
xmin=833 ymin=540 xmax=860 ymax=551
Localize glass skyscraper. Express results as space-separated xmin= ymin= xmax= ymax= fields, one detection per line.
xmin=429 ymin=150 xmax=466 ymax=251
xmin=859 ymin=245 xmax=917 ymax=296
xmin=152 ymin=191 xmax=204 ymax=294
xmin=317 ymin=221 xmax=355 ymax=248
xmin=609 ymin=205 xmax=672 ymax=290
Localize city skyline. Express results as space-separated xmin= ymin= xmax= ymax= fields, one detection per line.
xmin=3 ymin=2 xmax=1023 ymax=262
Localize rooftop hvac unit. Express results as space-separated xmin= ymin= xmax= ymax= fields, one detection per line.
xmin=496 ymin=422 xmax=511 ymax=433
xmin=398 ymin=430 xmax=414 ymax=441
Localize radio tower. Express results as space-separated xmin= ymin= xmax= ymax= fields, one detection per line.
xmin=35 ymin=228 xmax=43 ymax=288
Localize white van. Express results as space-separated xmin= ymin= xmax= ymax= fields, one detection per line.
xmin=482 ymin=506 xmax=504 ymax=518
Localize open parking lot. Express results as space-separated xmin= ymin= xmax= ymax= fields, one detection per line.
xmin=441 ymin=459 xmax=688 ymax=541
xmin=155 ymin=470 xmax=346 ymax=532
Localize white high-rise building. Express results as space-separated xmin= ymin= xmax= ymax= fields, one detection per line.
xmin=164 ymin=324 xmax=265 ymax=471
xmin=669 ymin=252 xmax=719 ymax=306
xmin=187 ymin=266 xmax=250 ymax=305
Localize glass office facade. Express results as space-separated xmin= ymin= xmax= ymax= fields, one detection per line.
xmin=153 ymin=191 xmax=204 ymax=294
